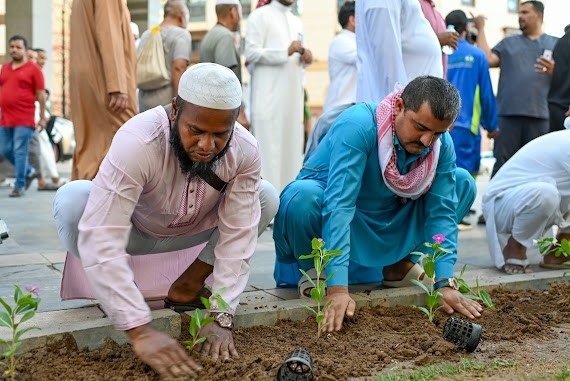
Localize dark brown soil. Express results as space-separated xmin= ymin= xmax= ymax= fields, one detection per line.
xmin=5 ymin=283 xmax=570 ymax=380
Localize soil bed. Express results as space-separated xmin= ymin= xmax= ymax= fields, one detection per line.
xmin=5 ymin=283 xmax=570 ymax=380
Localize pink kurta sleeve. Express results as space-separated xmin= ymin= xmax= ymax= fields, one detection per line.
xmin=78 ymin=125 xmax=154 ymax=330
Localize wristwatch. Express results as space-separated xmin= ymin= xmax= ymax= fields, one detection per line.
xmin=210 ymin=312 xmax=234 ymax=330
xmin=433 ymin=278 xmax=459 ymax=291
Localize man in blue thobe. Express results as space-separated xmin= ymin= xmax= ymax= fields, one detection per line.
xmin=273 ymin=76 xmax=483 ymax=332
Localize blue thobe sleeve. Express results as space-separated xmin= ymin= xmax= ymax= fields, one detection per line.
xmin=321 ymin=106 xmax=375 ymax=286
xmin=423 ymin=133 xmax=459 ymax=279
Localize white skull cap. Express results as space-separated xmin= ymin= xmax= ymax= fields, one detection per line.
xmin=178 ymin=63 xmax=242 ymax=110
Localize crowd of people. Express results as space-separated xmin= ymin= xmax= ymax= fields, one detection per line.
xmin=2 ymin=0 xmax=570 ymax=378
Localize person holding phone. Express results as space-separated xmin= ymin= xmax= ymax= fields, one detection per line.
xmin=471 ymin=1 xmax=557 ymax=183
xmin=472 ymin=1 xmax=558 ymax=258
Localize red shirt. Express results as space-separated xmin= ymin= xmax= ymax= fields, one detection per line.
xmin=0 ymin=61 xmax=45 ymax=127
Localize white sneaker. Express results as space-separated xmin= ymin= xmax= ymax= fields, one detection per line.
xmin=458 ymin=220 xmax=473 ymax=231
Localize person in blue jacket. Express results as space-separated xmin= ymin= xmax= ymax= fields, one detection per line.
xmin=273 ymin=76 xmax=483 ymax=333
xmin=445 ymin=10 xmax=498 ymax=177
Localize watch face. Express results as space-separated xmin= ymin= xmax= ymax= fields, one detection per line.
xmin=216 ymin=313 xmax=233 ymax=328
xmin=449 ymin=278 xmax=459 ymax=290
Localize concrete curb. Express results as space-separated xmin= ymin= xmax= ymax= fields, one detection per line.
xmin=2 ymin=269 xmax=569 ymax=352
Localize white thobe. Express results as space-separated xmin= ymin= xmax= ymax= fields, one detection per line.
xmin=245 ymin=1 xmax=305 ymax=192
xmin=482 ymin=130 xmax=570 ymax=269
xmin=355 ymin=0 xmax=443 ymax=102
xmin=323 ymin=29 xmax=357 ymax=113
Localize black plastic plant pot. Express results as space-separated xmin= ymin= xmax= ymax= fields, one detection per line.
xmin=442 ymin=316 xmax=482 ymax=352
xmin=276 ymin=348 xmax=314 ymax=381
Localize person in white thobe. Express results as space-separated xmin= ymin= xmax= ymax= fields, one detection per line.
xmin=482 ymin=130 xmax=570 ymax=273
xmin=323 ymin=1 xmax=357 ymax=113
xmin=356 ymin=0 xmax=443 ymax=102
xmin=245 ymin=0 xmax=312 ymax=192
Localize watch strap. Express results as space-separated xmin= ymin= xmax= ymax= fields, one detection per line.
xmin=433 ymin=278 xmax=458 ymax=291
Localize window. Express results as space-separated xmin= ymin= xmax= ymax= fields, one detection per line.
xmin=507 ymin=0 xmax=519 ymax=13
xmin=461 ymin=0 xmax=475 ymax=5
xmin=188 ymin=0 xmax=206 ymax=22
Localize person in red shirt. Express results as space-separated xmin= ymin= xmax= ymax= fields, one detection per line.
xmin=0 ymin=35 xmax=47 ymax=197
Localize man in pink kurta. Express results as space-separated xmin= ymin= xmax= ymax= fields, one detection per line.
xmin=54 ymin=64 xmax=278 ymax=378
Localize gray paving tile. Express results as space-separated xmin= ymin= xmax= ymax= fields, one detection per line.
xmin=264 ymin=287 xmax=299 ymax=301
xmin=41 ymin=251 xmax=67 ymax=264
xmin=247 ymin=272 xmax=277 ymax=290
xmin=239 ymin=290 xmax=282 ymax=306
xmin=0 ymin=253 xmax=49 ymax=266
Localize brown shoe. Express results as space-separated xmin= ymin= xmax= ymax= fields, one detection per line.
xmin=9 ymin=188 xmax=24 ymax=197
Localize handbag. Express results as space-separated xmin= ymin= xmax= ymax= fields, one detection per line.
xmin=136 ymin=26 xmax=171 ymax=90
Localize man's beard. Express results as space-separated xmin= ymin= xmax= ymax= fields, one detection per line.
xmin=169 ymin=115 xmax=232 ymax=178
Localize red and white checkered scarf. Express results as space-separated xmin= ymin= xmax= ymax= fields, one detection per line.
xmin=376 ymin=89 xmax=440 ymax=201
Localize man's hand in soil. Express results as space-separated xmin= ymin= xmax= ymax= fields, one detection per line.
xmin=323 ymin=286 xmax=356 ymax=332
xmin=196 ymin=323 xmax=239 ymax=361
xmin=438 ymin=287 xmax=483 ymax=319
xmin=127 ymin=324 xmax=202 ymax=378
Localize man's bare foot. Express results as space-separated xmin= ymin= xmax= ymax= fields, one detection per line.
xmin=503 ymin=236 xmax=532 ymax=274
xmin=167 ymin=259 xmax=213 ymax=303
xmin=383 ymin=259 xmax=417 ymax=281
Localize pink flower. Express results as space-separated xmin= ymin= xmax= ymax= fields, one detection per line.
xmin=25 ymin=285 xmax=40 ymax=297
xmin=432 ymin=234 xmax=446 ymax=244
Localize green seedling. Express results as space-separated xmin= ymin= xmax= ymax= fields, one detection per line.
xmin=409 ymin=234 xmax=450 ymax=322
xmin=456 ymin=265 xmax=495 ymax=309
xmin=0 ymin=285 xmax=41 ymax=381
xmin=536 ymin=236 xmax=570 ymax=258
xmin=298 ymin=238 xmax=342 ymax=337
xmin=536 ymin=236 xmax=570 ymax=276
xmin=183 ymin=288 xmax=230 ymax=352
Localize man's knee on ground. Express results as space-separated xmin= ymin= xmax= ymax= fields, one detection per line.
xmin=52 ymin=180 xmax=92 ymax=244
xmin=455 ymin=167 xmax=477 ymax=200
xmin=455 ymin=167 xmax=477 ymax=221
xmin=259 ymin=180 xmax=279 ymax=231
xmin=278 ymin=180 xmax=323 ymax=224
